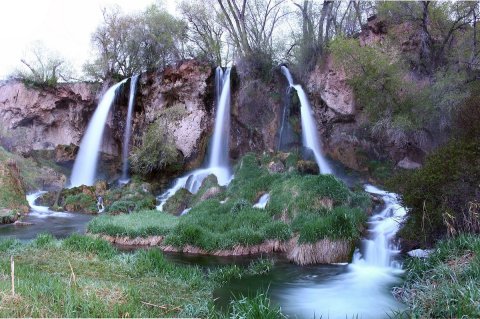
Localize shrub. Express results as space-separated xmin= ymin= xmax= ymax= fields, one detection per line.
xmin=130 ymin=117 xmax=180 ymax=175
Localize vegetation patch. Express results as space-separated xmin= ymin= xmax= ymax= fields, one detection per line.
xmin=397 ymin=234 xmax=480 ymax=318
xmin=88 ymin=210 xmax=178 ymax=238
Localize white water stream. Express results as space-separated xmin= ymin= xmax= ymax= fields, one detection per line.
xmin=120 ymin=75 xmax=139 ymax=184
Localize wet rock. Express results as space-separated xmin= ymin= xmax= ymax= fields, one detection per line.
xmin=54 ymin=143 xmax=78 ymax=163
xmin=95 ymin=180 xmax=108 ymax=196
xmin=267 ymin=160 xmax=285 ymax=173
xmin=296 ymin=160 xmax=320 ymax=175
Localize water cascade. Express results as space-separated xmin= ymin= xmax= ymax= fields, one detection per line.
xmin=280 ymin=66 xmax=332 ymax=174
xmin=120 ymin=75 xmax=139 ymax=184
xmin=278 ymin=184 xmax=406 ymax=318
xmin=70 ymin=79 xmax=127 ymax=187
xmin=157 ymin=67 xmax=232 ymax=210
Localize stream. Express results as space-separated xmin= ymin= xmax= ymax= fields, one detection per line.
xmin=0 ymin=185 xmax=407 ymax=318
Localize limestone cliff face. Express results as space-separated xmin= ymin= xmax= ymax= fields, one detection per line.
xmin=0 ymin=81 xmax=98 ymax=155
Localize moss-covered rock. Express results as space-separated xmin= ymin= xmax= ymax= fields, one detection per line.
xmin=163 ymin=188 xmax=193 ymax=216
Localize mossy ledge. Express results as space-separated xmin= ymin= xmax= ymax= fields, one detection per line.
xmin=87 ymin=152 xmax=370 ymax=265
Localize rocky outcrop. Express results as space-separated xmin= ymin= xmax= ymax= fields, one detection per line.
xmin=307 ymin=55 xmax=355 ymax=119
xmin=0 ymin=81 xmax=98 ymax=154
xmin=131 ymin=60 xmax=214 ymax=170
xmin=230 ymin=69 xmax=283 ymax=159
xmin=305 ymin=16 xmax=430 ymax=171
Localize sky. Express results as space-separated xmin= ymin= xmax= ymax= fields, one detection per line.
xmin=0 ymin=0 xmax=177 ymax=80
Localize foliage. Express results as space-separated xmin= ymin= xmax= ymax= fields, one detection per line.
xmin=129 ymin=117 xmax=180 ymax=175
xmin=386 ymin=82 xmax=479 ymax=247
xmin=398 ymin=234 xmax=480 ymax=318
xmin=88 ymin=210 xmax=178 ymax=238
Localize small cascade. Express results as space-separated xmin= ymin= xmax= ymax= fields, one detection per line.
xmin=120 ymin=75 xmax=139 ymax=184
xmin=157 ymin=67 xmax=232 ymax=210
xmin=71 ymin=79 xmax=127 ymax=187
xmin=280 ymin=184 xmax=407 ymax=318
xmin=354 ymin=185 xmax=407 ymax=268
xmin=280 ymin=66 xmax=332 ymax=174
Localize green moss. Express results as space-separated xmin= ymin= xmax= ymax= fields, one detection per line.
xmin=163 ymin=188 xmax=192 ymax=215
xmin=64 ymin=193 xmax=97 ymax=214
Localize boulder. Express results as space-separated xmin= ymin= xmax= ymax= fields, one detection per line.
xmin=397 ymin=157 xmax=422 ymax=170
xmin=200 ymin=186 xmax=222 ymax=201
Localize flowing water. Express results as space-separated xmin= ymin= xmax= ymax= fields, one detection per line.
xmin=0 ymin=192 xmax=93 ymax=240
xmin=120 ymin=75 xmax=139 ymax=184
xmin=215 ymin=184 xmax=407 ymax=318
xmin=157 ymin=67 xmax=232 ymax=210
xmin=70 ymin=79 xmax=127 ymax=187
xmin=280 ymin=66 xmax=332 ymax=174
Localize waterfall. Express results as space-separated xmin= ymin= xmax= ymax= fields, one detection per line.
xmin=120 ymin=75 xmax=139 ymax=184
xmin=157 ymin=67 xmax=232 ymax=210
xmin=280 ymin=66 xmax=332 ymax=174
xmin=70 ymin=79 xmax=127 ymax=187
xmin=208 ymin=67 xmax=232 ymax=179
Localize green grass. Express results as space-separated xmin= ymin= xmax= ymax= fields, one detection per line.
xmin=211 ymin=290 xmax=287 ymax=319
xmin=292 ymin=206 xmax=367 ymax=243
xmin=88 ymin=210 xmax=179 ymax=238
xmin=0 ymin=235 xmax=218 ymax=318
xmin=397 ymin=234 xmax=480 ymax=318
xmin=0 ymin=234 xmax=279 ymax=318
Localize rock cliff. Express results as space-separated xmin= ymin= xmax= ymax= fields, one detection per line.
xmin=0 ymin=81 xmax=98 ymax=155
